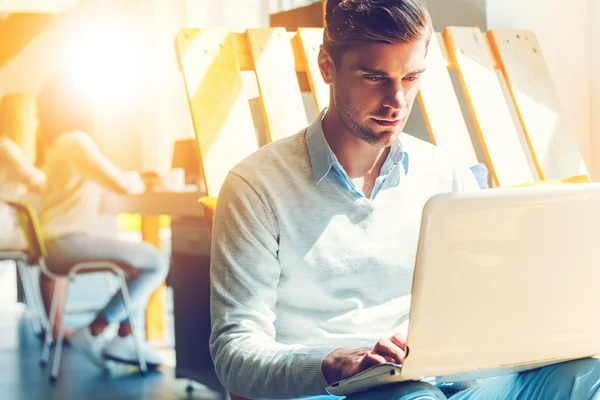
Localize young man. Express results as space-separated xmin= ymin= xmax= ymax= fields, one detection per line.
xmin=209 ymin=1 xmax=600 ymax=399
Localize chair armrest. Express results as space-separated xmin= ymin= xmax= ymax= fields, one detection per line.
xmin=198 ymin=196 xmax=218 ymax=242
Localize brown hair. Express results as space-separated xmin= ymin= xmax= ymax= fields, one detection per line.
xmin=324 ymin=0 xmax=433 ymax=65
xmin=36 ymin=72 xmax=95 ymax=148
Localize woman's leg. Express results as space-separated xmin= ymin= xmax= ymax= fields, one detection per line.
xmin=44 ymin=234 xmax=169 ymax=367
xmin=46 ymin=233 xmax=169 ymax=331
xmin=93 ymin=244 xmax=169 ymax=329
xmin=87 ymin=263 xmax=166 ymax=337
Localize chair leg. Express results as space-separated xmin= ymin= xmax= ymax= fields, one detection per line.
xmin=16 ymin=261 xmax=42 ymax=336
xmin=40 ymin=277 xmax=64 ymax=367
xmin=103 ymin=273 xmax=117 ymax=296
xmin=50 ymin=278 xmax=71 ymax=383
xmin=29 ymin=265 xmax=49 ymax=332
xmin=116 ymin=272 xmax=147 ymax=373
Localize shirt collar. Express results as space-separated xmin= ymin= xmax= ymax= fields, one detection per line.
xmin=306 ymin=108 xmax=410 ymax=184
xmin=382 ymin=137 xmax=409 ymax=176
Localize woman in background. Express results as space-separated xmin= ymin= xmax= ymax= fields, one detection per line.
xmin=0 ymin=93 xmax=45 ymax=250
xmin=37 ymin=73 xmax=168 ymax=369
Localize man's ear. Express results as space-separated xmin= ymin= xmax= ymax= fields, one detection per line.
xmin=318 ymin=45 xmax=335 ymax=85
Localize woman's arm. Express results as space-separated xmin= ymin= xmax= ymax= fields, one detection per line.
xmin=0 ymin=138 xmax=45 ymax=189
xmin=65 ymin=131 xmax=145 ymax=195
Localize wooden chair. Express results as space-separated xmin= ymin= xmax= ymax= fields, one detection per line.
xmin=175 ymin=25 xmax=590 ymax=400
xmin=0 ymin=229 xmax=47 ymax=338
xmin=176 ymin=26 xmax=589 ymax=191
xmin=269 ymin=1 xmax=591 ymax=186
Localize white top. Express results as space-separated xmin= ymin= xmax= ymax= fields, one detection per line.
xmin=209 ymin=114 xmax=480 ymax=399
xmin=39 ymin=131 xmax=144 ymax=239
xmin=0 ymin=137 xmax=45 ymax=250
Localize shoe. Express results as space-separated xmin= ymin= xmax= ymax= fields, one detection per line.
xmin=67 ymin=327 xmax=108 ymax=369
xmin=103 ymin=335 xmax=164 ymax=368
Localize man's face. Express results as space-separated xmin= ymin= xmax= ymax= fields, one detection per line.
xmin=321 ymin=40 xmax=427 ymax=148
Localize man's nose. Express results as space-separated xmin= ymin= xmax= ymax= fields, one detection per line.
xmin=382 ymin=82 xmax=407 ymax=111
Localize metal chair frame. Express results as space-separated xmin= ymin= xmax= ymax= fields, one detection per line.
xmin=6 ymin=200 xmax=148 ymax=382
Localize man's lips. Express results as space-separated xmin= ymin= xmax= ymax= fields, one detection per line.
xmin=371 ymin=118 xmax=403 ymax=127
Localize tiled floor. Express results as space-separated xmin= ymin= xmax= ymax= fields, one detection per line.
xmin=0 ymin=309 xmax=222 ymax=400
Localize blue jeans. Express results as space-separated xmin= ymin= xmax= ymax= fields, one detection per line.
xmin=45 ymin=233 xmax=170 ymax=324
xmin=313 ymin=358 xmax=600 ymax=400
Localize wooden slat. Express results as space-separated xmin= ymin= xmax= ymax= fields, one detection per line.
xmin=233 ymin=32 xmax=307 ymax=73
xmin=269 ymin=0 xmax=326 ymax=31
xmin=232 ymin=33 xmax=254 ymax=72
xmin=233 ymin=31 xmax=311 ymax=92
xmin=0 ymin=13 xmax=54 ymax=70
xmin=297 ymin=28 xmax=329 ymax=113
xmin=442 ymin=31 xmax=500 ymax=71
xmin=297 ymin=72 xmax=311 ymax=92
xmin=488 ymin=29 xmax=589 ymax=180
xmin=484 ymin=34 xmax=501 ymax=70
xmin=418 ymin=33 xmax=478 ymax=167
xmin=246 ymin=28 xmax=308 ymax=142
xmin=142 ymin=216 xmax=166 ymax=341
xmin=435 ymin=32 xmax=450 ymax=67
xmin=175 ymin=28 xmax=258 ymax=196
xmin=236 ymin=31 xmax=311 ymax=92
xmin=444 ymin=27 xmax=534 ymax=186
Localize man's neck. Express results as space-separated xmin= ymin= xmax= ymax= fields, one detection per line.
xmin=321 ymin=109 xmax=389 ymax=180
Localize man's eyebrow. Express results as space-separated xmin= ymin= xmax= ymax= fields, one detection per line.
xmin=357 ymin=67 xmax=426 ymax=76
xmin=358 ymin=67 xmax=389 ymax=76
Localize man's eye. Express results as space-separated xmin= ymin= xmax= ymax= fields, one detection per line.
xmin=364 ymin=75 xmax=384 ymax=82
xmin=404 ymin=76 xmax=419 ymax=82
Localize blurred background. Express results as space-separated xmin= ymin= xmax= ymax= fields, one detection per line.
xmin=0 ymin=0 xmax=597 ymax=178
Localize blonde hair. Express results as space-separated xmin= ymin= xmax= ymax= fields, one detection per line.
xmin=0 ymin=93 xmax=38 ymax=162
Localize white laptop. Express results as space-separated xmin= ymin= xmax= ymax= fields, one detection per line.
xmin=327 ymin=183 xmax=600 ymax=396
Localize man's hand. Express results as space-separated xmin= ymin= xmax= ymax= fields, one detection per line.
xmin=321 ymin=333 xmax=407 ymax=384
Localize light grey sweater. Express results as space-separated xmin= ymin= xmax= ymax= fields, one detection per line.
xmin=209 ymin=116 xmax=479 ymax=399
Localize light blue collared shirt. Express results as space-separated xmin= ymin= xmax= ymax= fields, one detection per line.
xmin=305 ymin=110 xmax=409 ymax=200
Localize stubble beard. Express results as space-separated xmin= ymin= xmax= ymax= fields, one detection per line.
xmin=334 ymin=83 xmax=400 ymax=149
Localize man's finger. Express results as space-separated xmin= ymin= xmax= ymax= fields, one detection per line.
xmin=357 ymin=351 xmax=388 ymax=372
xmin=372 ymin=338 xmax=405 ymax=364
xmin=390 ymin=334 xmax=407 ymax=351
xmin=384 ymin=355 xmax=396 ymax=363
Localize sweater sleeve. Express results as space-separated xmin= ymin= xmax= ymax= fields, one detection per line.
xmin=209 ymin=172 xmax=338 ymax=399
xmin=65 ymin=132 xmax=145 ymax=195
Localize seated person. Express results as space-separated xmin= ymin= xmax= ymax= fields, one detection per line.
xmin=0 ymin=93 xmax=45 ymax=250
xmin=36 ymin=73 xmax=168 ymax=368
xmin=209 ymin=1 xmax=600 ymax=399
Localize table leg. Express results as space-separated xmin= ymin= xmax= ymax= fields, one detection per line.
xmin=141 ymin=215 xmax=166 ymax=341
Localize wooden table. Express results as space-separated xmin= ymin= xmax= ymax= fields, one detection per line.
xmin=101 ymin=190 xmax=205 ymax=341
